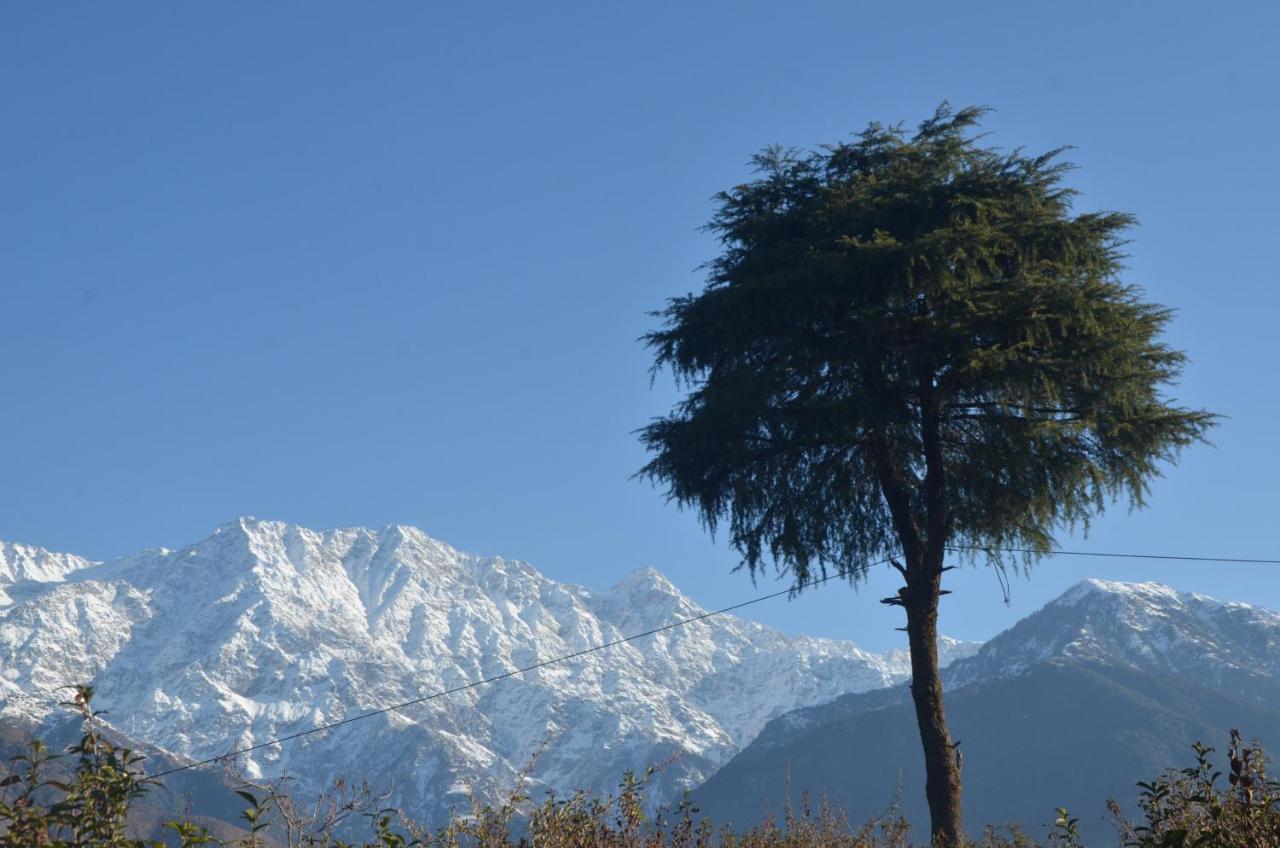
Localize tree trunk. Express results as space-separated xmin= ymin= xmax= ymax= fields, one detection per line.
xmin=905 ymin=578 xmax=963 ymax=847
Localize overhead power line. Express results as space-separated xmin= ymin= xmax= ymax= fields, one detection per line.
xmin=147 ymin=546 xmax=1277 ymax=780
xmin=953 ymin=546 xmax=1280 ymax=566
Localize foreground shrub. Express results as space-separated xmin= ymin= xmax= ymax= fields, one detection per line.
xmin=0 ymin=686 xmax=152 ymax=847
xmin=1110 ymin=730 xmax=1280 ymax=847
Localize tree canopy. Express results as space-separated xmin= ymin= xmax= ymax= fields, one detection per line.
xmin=640 ymin=104 xmax=1214 ymax=588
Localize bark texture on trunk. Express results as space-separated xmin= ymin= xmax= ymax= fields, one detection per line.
xmin=870 ymin=375 xmax=963 ymax=845
xmin=905 ymin=576 xmax=963 ymax=847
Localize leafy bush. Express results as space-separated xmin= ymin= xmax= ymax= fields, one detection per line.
xmin=0 ymin=685 xmax=153 ymax=847
xmin=1109 ymin=730 xmax=1280 ymax=847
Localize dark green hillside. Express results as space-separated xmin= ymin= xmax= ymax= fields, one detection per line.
xmin=691 ymin=660 xmax=1280 ymax=845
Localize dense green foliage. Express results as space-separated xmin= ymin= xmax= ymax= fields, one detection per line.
xmin=3 ymin=689 xmax=1277 ymax=846
xmin=640 ymin=103 xmax=1212 ymax=583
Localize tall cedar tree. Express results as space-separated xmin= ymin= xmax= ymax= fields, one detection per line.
xmin=638 ymin=105 xmax=1214 ymax=846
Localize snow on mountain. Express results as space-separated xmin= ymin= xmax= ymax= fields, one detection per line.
xmin=944 ymin=578 xmax=1280 ymax=691
xmin=0 ymin=542 xmax=96 ymax=602
xmin=0 ymin=518 xmax=974 ymax=824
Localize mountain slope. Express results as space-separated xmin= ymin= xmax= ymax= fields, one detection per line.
xmin=0 ymin=518 xmax=977 ymax=826
xmin=692 ymin=659 xmax=1280 ymax=844
xmin=691 ymin=580 xmax=1280 ymax=844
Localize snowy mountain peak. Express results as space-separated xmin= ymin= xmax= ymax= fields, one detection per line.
xmin=1056 ymin=578 xmax=1185 ymax=608
xmin=592 ymin=566 xmax=707 ymax=635
xmin=0 ymin=541 xmax=96 ymax=585
xmin=207 ymin=514 xmax=274 ymax=547
xmin=608 ymin=566 xmax=692 ymax=608
xmin=945 ymin=578 xmax=1280 ymax=690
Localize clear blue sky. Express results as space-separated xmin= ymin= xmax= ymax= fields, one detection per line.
xmin=3 ymin=2 xmax=1278 ymax=651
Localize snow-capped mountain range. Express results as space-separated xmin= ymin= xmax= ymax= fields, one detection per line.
xmin=0 ymin=518 xmax=977 ymax=823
